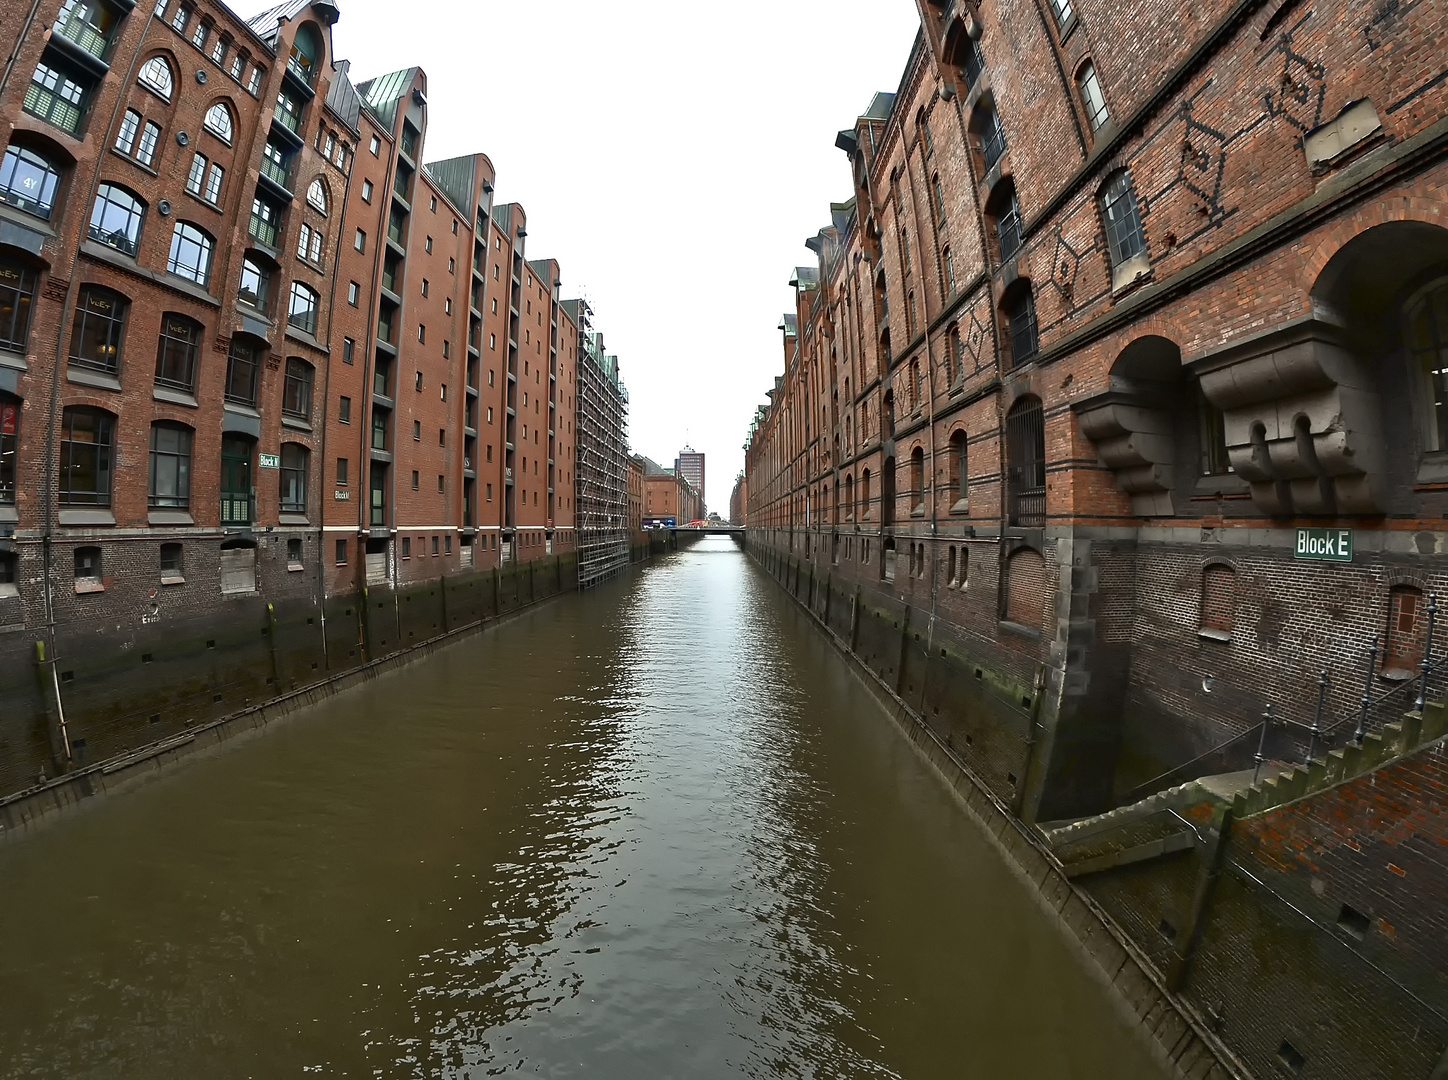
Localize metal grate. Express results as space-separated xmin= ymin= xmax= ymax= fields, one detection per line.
xmin=1006 ymin=396 xmax=1045 ymax=527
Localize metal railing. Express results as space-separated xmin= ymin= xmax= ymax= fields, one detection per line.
xmin=259 ymin=155 xmax=290 ymax=191
xmin=1121 ymin=596 xmax=1445 ymax=805
xmin=54 ymin=13 xmax=109 ymax=60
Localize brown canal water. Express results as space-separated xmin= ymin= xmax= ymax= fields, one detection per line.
xmin=0 ymin=539 xmax=1164 ymax=1079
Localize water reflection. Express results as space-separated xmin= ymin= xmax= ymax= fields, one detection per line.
xmin=0 ymin=539 xmax=1163 ymax=1079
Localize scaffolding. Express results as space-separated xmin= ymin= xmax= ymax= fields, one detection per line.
xmin=572 ymin=302 xmax=630 ymax=588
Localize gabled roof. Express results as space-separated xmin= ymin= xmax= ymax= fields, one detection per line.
xmin=778 ymin=314 xmax=798 ymax=337
xmin=789 ymin=267 xmax=820 ymax=290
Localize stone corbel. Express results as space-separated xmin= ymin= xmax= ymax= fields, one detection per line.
xmin=1074 ymin=390 xmax=1176 ymax=516
xmin=1195 ymin=320 xmax=1384 ymax=517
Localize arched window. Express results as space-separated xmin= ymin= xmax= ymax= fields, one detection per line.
xmin=287 ymin=24 xmax=322 ymax=86
xmin=0 ymin=391 xmax=18 ymax=507
xmin=306 ymin=178 xmax=327 ymax=214
xmin=148 ymin=421 xmax=193 ymax=509
xmin=1077 ymin=61 xmax=1110 ymax=132
xmin=0 ymin=144 xmax=61 ymax=219
xmin=1405 ymin=278 xmax=1448 ymax=452
xmin=987 ymin=179 xmax=1024 ymax=262
xmin=1002 ymin=280 xmax=1039 ymax=367
xmin=972 ymin=101 xmax=1007 ymax=172
xmin=1200 ymin=563 xmax=1236 ymax=637
xmin=238 ymin=254 xmax=272 ymax=314
xmin=1100 ymin=170 xmax=1147 ymax=270
xmin=1385 ymin=585 xmax=1426 ymax=678
xmin=138 ymin=55 xmax=174 ymax=100
xmin=88 ymin=183 xmax=145 ymax=256
xmin=860 ymin=468 xmax=872 ymax=520
xmin=1006 ymin=395 xmax=1046 ymax=526
xmin=155 ymin=313 xmax=201 ymax=392
xmin=225 ymin=337 xmax=261 ymax=405
xmin=283 ymin=356 xmax=313 ymax=419
xmin=280 ymin=443 xmax=309 ymax=514
xmin=844 ymin=474 xmax=855 ymax=521
xmin=69 ymin=286 xmax=128 ymax=375
xmin=288 ymin=281 xmax=319 ymax=335
xmin=0 ymin=260 xmax=38 ymax=351
xmin=932 ymin=173 xmax=946 ymax=228
xmin=943 ymin=245 xmax=956 ymax=294
xmin=203 ymin=102 xmax=234 ymax=143
xmin=58 ymin=405 xmax=115 ymax=506
xmin=950 ymin=430 xmax=969 ymax=509
xmin=910 ymin=446 xmax=925 ymax=513
xmin=167 ymin=221 xmax=214 ymax=286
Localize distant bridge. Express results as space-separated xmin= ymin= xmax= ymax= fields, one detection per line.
xmin=673 ymin=525 xmax=743 ymax=536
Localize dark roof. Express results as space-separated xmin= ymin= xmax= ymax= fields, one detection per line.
xmin=323 ymin=58 xmax=361 ymax=134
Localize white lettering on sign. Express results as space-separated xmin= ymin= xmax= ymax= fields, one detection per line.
xmin=334 ymin=490 xmax=351 ymax=501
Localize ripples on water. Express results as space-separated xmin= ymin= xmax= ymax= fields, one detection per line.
xmin=0 ymin=539 xmax=1163 ymax=1079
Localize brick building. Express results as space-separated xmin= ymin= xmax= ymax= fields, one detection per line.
xmin=0 ymin=0 xmax=621 ymax=790
xmin=566 ymin=297 xmax=629 ymax=587
xmin=729 ymin=471 xmax=745 ymax=527
xmin=743 ymin=1 xmax=1448 ymax=1075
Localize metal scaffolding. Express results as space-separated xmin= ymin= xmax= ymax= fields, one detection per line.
xmin=572 ymin=302 xmax=630 ymax=589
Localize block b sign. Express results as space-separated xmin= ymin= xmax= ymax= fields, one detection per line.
xmin=1295 ymin=528 xmax=1353 ymax=562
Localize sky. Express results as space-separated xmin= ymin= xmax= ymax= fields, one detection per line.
xmin=240 ymin=0 xmax=923 ymax=512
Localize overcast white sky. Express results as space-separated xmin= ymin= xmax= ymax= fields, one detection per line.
xmin=241 ymin=0 xmax=922 ymax=511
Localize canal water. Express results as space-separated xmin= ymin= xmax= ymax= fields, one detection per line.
xmin=0 ymin=539 xmax=1164 ymax=1079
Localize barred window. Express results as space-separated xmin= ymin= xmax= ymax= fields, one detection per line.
xmin=1004 ymin=283 xmax=1039 ymax=367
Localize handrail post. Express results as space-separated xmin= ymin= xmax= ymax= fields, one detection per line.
xmin=1355 ymin=636 xmax=1380 ymax=745
xmin=1415 ymin=594 xmax=1438 ymax=714
xmin=1252 ymin=704 xmax=1273 ymax=787
xmin=1308 ymin=670 xmax=1328 ymax=764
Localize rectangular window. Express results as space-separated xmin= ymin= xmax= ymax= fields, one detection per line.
xmin=411 ymin=470 xmax=419 ymax=490
xmin=0 ymin=263 xmax=37 ymax=351
xmin=155 ymin=314 xmax=200 ymax=391
xmin=335 ymin=538 xmax=348 ymax=565
xmin=347 ymin=281 xmax=359 ymax=306
xmin=280 ymin=444 xmax=308 ymax=514
xmin=186 ymin=152 xmax=207 ymax=195
xmin=354 ymin=228 xmax=366 ymax=252
xmin=59 ymin=408 xmax=114 ymax=506
xmin=248 ymin=66 xmax=263 ymax=95
xmin=336 ymin=456 xmax=349 ymax=485
xmin=137 ymin=121 xmax=161 ymax=167
xmin=283 ymin=358 xmax=313 ymax=419
xmin=0 ymin=398 xmax=18 ymax=506
xmin=115 ymin=109 xmax=140 ymax=155
xmin=224 ymin=339 xmax=259 ymax=405
xmin=338 ymin=395 xmax=351 ymax=424
xmin=361 ymin=178 xmax=373 ymax=202
xmin=402 ymin=537 xmax=411 ymax=558
xmin=203 ymin=163 xmax=224 ymax=204
xmin=191 ymin=20 xmax=208 ymax=49
xmin=148 ymin=423 xmax=192 ymax=508
xmin=343 ymin=337 xmax=355 ymax=365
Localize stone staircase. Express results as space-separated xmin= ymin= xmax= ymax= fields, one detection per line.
xmin=1038 ymin=701 xmax=1448 ymax=876
xmin=1230 ymin=701 xmax=1448 ymax=819
xmin=1038 ymin=770 xmax=1261 ymax=876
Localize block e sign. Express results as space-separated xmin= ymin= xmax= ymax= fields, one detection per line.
xmin=1295 ymin=528 xmax=1353 ymax=562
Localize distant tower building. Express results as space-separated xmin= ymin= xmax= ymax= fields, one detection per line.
xmin=675 ymin=447 xmax=705 ymax=510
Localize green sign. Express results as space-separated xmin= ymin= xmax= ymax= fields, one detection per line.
xmin=258 ymin=453 xmax=280 ymax=470
xmin=1294 ymin=527 xmax=1353 ymax=562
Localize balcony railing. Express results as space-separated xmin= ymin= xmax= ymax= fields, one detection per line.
xmin=248 ymin=212 xmax=278 ymax=248
xmin=998 ymin=206 xmax=1023 ymax=262
xmin=982 ymin=121 xmax=1007 ymax=172
xmin=273 ymin=104 xmax=302 ymax=137
xmin=53 ymin=14 xmax=110 ymax=62
xmin=259 ymin=155 xmax=291 ymax=191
